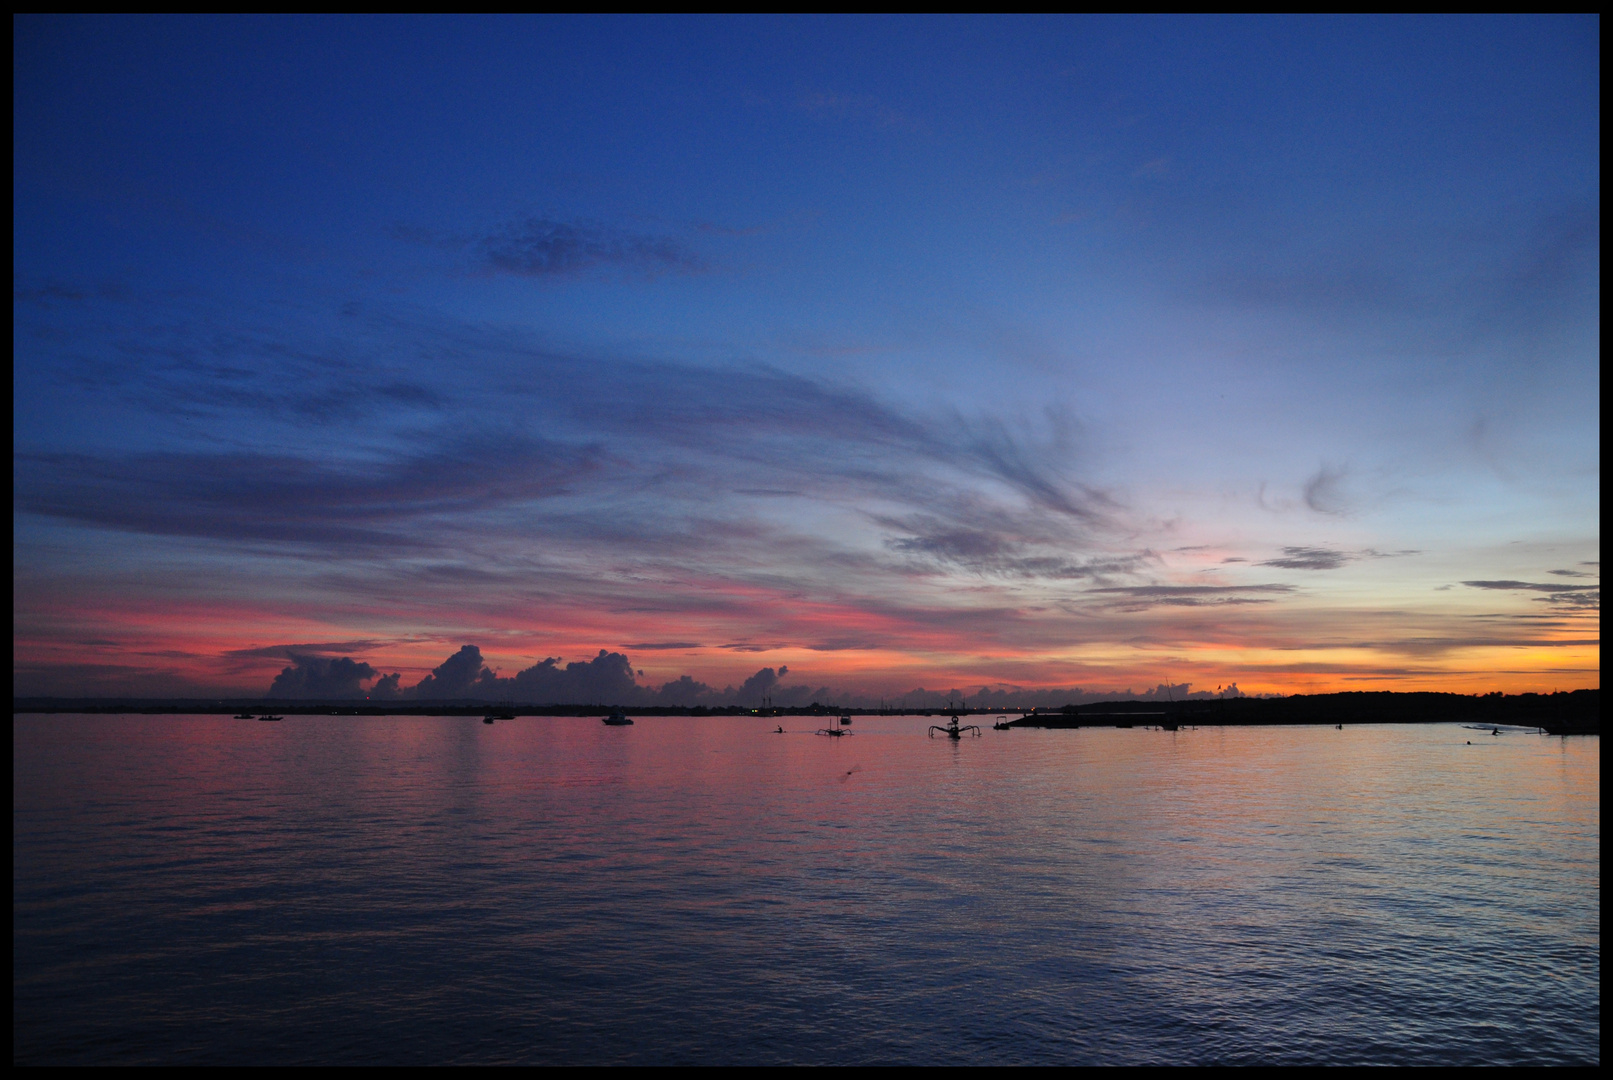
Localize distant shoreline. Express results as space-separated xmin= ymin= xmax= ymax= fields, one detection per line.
xmin=11 ymin=689 xmax=1598 ymax=734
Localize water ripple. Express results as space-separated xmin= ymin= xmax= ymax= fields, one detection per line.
xmin=13 ymin=716 xmax=1600 ymax=1064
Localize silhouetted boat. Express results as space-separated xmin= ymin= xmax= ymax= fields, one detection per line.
xmin=839 ymin=714 xmax=852 ymax=726
xmin=256 ymin=715 xmax=283 ymax=722
xmin=234 ymin=712 xmax=255 ymax=719
xmin=602 ymin=708 xmax=634 ymax=726
xmin=929 ymin=714 xmax=982 ymax=740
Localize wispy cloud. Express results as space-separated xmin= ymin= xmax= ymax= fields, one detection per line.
xmin=1539 ymin=592 xmax=1599 ymax=610
xmin=16 ymin=295 xmax=1589 ymax=698
xmin=1259 ymin=546 xmax=1419 ymax=571
xmin=878 ymin=509 xmax=1148 ymax=582
xmin=224 ymin=641 xmax=388 ymax=661
xmin=1303 ymin=463 xmax=1350 ymax=515
xmin=1273 ymin=635 xmax=1601 ymax=657
xmin=390 ymin=217 xmax=710 ymax=279
xmin=1462 ymin=580 xmax=1599 ymax=610
xmin=16 ymin=436 xmax=601 ymax=551
xmin=1260 ymin=546 xmax=1351 ymax=571
xmin=18 ymin=293 xmax=1119 ymax=568
xmin=477 ymin=218 xmax=708 ymax=278
xmin=804 ymin=639 xmax=881 ymax=652
xmin=1086 ymin=584 xmax=1294 ymax=610
xmin=1461 ymin=580 xmax=1599 ymax=593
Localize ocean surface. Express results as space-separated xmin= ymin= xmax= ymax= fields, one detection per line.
xmin=13 ymin=714 xmax=1600 ymax=1065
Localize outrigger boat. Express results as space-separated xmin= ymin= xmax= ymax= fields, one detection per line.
xmin=814 ymin=725 xmax=849 ymax=737
xmin=930 ymin=714 xmax=982 ymax=740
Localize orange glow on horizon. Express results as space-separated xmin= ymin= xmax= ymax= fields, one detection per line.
xmin=12 ymin=574 xmax=1599 ymax=699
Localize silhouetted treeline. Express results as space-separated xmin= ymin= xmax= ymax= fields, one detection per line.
xmin=11 ymin=688 xmax=1597 ymax=733
xmin=1009 ymin=689 xmax=1598 ymax=734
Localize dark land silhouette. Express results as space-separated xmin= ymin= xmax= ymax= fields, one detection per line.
xmin=11 ymin=688 xmax=1598 ymax=734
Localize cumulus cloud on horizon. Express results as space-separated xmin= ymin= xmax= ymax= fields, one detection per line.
xmin=257 ymin=644 xmax=1280 ymax=710
xmin=267 ymin=655 xmax=381 ymax=698
xmin=307 ymin=644 xmax=808 ymax=707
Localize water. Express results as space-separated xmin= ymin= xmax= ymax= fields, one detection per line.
xmin=13 ymin=715 xmax=1600 ymax=1065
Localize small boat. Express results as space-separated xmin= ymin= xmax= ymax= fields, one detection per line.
xmin=483 ymin=716 xmax=496 ymax=724
xmin=256 ymin=715 xmax=284 ymax=722
xmin=234 ymin=712 xmax=256 ymax=719
xmin=929 ymin=714 xmax=982 ymax=740
xmin=602 ymin=708 xmax=634 ymax=726
xmin=839 ymin=714 xmax=852 ymax=726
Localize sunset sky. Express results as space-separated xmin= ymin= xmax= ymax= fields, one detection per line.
xmin=13 ymin=16 xmax=1599 ymax=701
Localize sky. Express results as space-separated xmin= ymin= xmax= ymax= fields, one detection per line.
xmin=13 ymin=15 xmax=1600 ymax=703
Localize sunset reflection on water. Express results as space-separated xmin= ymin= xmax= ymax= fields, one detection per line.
xmin=13 ymin=715 xmax=1599 ymax=1065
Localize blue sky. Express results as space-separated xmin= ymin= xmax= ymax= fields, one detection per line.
xmin=13 ymin=16 xmax=1599 ymax=700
